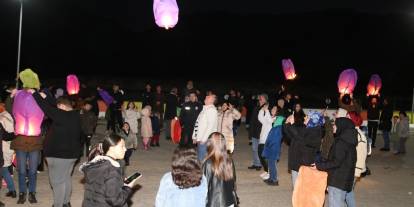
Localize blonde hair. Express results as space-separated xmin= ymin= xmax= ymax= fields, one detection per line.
xmin=204 ymin=132 xmax=234 ymax=181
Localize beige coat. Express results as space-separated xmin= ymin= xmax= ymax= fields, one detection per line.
xmin=355 ymin=127 xmax=367 ymax=177
xmin=1 ymin=111 xmax=15 ymax=167
xmin=122 ymin=109 xmax=141 ymax=134
xmin=217 ymin=108 xmax=241 ymax=138
xmin=140 ymin=108 xmax=153 ymax=138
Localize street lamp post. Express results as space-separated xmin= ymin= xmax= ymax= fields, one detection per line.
xmin=16 ymin=0 xmax=23 ymax=88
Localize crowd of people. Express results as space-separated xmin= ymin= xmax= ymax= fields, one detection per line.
xmin=0 ymin=79 xmax=411 ymax=207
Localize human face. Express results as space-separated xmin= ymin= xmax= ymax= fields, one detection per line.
xmin=108 ymin=139 xmax=127 ymax=160
xmin=189 ymin=93 xmax=197 ymax=102
xmin=122 ymin=123 xmax=130 ymax=131
xmin=113 ymin=85 xmax=119 ymax=92
xmin=145 ymin=84 xmax=151 ymax=91
xmin=222 ymin=103 xmax=229 ymax=111
xmin=277 ymin=99 xmax=284 ymax=108
xmin=128 ymin=102 xmax=135 ymax=110
xmin=156 ymin=85 xmax=162 ymax=93
xmin=204 ymin=95 xmax=216 ymax=105
xmin=295 ymin=104 xmax=301 ymax=112
xmin=258 ymin=96 xmax=266 ymax=105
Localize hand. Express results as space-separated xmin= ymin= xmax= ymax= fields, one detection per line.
xmin=124 ymin=177 xmax=138 ymax=188
xmin=10 ymin=89 xmax=18 ymax=97
xmin=193 ymin=139 xmax=197 ymax=144
xmin=39 ymin=92 xmax=47 ymax=99
xmin=27 ymin=89 xmax=35 ymax=94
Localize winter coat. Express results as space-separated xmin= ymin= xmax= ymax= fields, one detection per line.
xmin=80 ymin=110 xmax=98 ymax=135
xmin=203 ymin=159 xmax=237 ymax=207
xmin=379 ymin=105 xmax=393 ymax=131
xmin=193 ymin=105 xmax=218 ymax=143
xmin=397 ymin=117 xmax=410 ymax=138
xmin=141 ymin=108 xmax=153 ymax=138
xmin=80 ymin=155 xmax=132 ymax=207
xmin=179 ymin=101 xmax=203 ymax=138
xmin=320 ymin=116 xmax=335 ymax=160
xmin=367 ymin=104 xmax=380 ymax=121
xmin=164 ymin=93 xmax=179 ymax=120
xmin=152 ymin=92 xmax=165 ymax=116
xmin=316 ymin=117 xmax=358 ymax=192
xmin=355 ymin=127 xmax=367 ymax=177
xmin=258 ymin=108 xmax=275 ymax=144
xmin=122 ymin=109 xmax=140 ymax=134
xmin=262 ymin=125 xmax=283 ymax=160
xmin=118 ymin=130 xmax=137 ymax=149
xmin=248 ymin=105 xmax=263 ymax=139
xmin=218 ymin=109 xmax=241 ymax=139
xmin=284 ymin=123 xmax=305 ymax=172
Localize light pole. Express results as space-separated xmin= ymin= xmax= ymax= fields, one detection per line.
xmin=16 ymin=0 xmax=23 ymax=88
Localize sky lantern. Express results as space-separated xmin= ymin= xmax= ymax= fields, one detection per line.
xmin=337 ymin=69 xmax=358 ymax=95
xmin=367 ymin=74 xmax=382 ymax=96
xmin=66 ymin=74 xmax=80 ymax=95
xmin=12 ymin=90 xmax=44 ymax=136
xmin=98 ymin=89 xmax=114 ymax=106
xmin=19 ymin=68 xmax=40 ymax=89
xmin=153 ymin=0 xmax=179 ymax=30
xmin=282 ymin=58 xmax=297 ymax=80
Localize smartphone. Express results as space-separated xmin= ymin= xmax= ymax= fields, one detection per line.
xmin=124 ymin=172 xmax=142 ymax=184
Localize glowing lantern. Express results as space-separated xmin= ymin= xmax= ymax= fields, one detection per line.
xmin=66 ymin=74 xmax=80 ymax=95
xmin=98 ymin=89 xmax=114 ymax=106
xmin=337 ymin=69 xmax=358 ymax=95
xmin=367 ymin=74 xmax=382 ymax=96
xmin=282 ymin=59 xmax=297 ymax=80
xmin=153 ymin=0 xmax=179 ymax=29
xmin=19 ymin=68 xmax=40 ymax=89
xmin=12 ymin=90 xmax=44 ymax=136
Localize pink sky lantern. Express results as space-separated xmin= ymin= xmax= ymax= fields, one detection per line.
xmin=367 ymin=74 xmax=382 ymax=96
xmin=337 ymin=69 xmax=358 ymax=95
xmin=282 ymin=59 xmax=297 ymax=80
xmin=12 ymin=90 xmax=44 ymax=136
xmin=66 ymin=74 xmax=80 ymax=95
xmin=153 ymin=0 xmax=179 ymax=29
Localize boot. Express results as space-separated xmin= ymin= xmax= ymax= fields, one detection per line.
xmin=17 ymin=192 xmax=26 ymax=204
xmin=6 ymin=190 xmax=17 ymax=198
xmin=28 ymin=192 xmax=38 ymax=203
xmin=63 ymin=202 xmax=72 ymax=207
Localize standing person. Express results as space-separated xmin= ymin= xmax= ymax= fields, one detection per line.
xmin=142 ymin=83 xmax=153 ymax=108
xmin=122 ymin=102 xmax=141 ymax=139
xmin=394 ymin=111 xmax=410 ymax=155
xmin=315 ymin=116 xmax=358 ymax=207
xmin=80 ymin=135 xmax=138 ymax=207
xmin=228 ymin=90 xmax=241 ymax=137
xmin=141 ymin=106 xmax=153 ymax=150
xmin=193 ymin=94 xmax=218 ymax=161
xmin=1 ymin=104 xmax=16 ymax=198
xmin=284 ymin=93 xmax=294 ymax=114
xmin=151 ymin=112 xmax=161 ymax=147
xmin=109 ymin=84 xmax=125 ymax=132
xmin=247 ymin=94 xmax=267 ymax=171
xmin=80 ymin=102 xmax=98 ymax=157
xmin=257 ymin=101 xmax=275 ymax=181
xmin=182 ymin=80 xmax=196 ymax=103
xmin=203 ymin=132 xmax=238 ymax=207
xmin=367 ymin=96 xmax=380 ymax=148
xmin=217 ymin=101 xmax=241 ymax=154
xmin=155 ymin=147 xmax=207 ymax=207
xmin=164 ymin=87 xmax=179 ymax=140
xmin=31 ymin=90 xmax=83 ymax=207
xmin=179 ymin=92 xmax=202 ymax=147
xmin=390 ymin=115 xmax=399 ymax=152
xmin=379 ymin=98 xmax=393 ymax=151
xmin=277 ymin=98 xmax=289 ymax=118
xmin=153 ymin=85 xmax=165 ymax=128
xmin=118 ymin=122 xmax=137 ymax=166
xmin=261 ymin=108 xmax=285 ymax=186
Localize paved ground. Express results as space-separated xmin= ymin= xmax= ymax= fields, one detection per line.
xmin=1 ymin=125 xmax=414 ymax=207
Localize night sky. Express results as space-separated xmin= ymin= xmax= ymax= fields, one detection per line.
xmin=0 ymin=0 xmax=413 ymax=108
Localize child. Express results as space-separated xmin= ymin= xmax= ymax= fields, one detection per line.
xmin=141 ymin=106 xmax=153 ymax=150
xmin=118 ymin=122 xmax=137 ymax=166
xmin=390 ymin=115 xmax=399 ymax=153
xmin=151 ymin=112 xmax=161 ymax=147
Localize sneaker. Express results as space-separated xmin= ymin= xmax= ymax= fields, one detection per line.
xmin=260 ymin=172 xmax=270 ymax=180
xmin=264 ymin=179 xmax=279 ymax=186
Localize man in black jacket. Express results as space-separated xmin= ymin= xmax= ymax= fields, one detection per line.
xmin=379 ymin=98 xmax=393 ymax=151
xmin=109 ymin=84 xmax=124 ymax=133
xmin=164 ymin=87 xmax=179 ymax=140
xmin=31 ymin=90 xmax=82 ymax=207
xmin=179 ymin=92 xmax=202 ymax=147
xmin=367 ymin=96 xmax=380 ymax=148
xmin=316 ymin=117 xmax=357 ymax=207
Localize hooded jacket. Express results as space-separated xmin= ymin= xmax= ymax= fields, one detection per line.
xmin=140 ymin=107 xmax=153 ymax=138
xmin=316 ymin=117 xmax=357 ymax=192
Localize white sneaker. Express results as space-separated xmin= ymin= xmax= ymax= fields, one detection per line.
xmin=260 ymin=172 xmax=269 ymax=180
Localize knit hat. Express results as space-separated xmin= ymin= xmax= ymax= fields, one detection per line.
xmin=306 ymin=111 xmax=325 ymax=128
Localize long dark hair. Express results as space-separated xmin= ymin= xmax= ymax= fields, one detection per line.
xmin=204 ymin=132 xmax=234 ymax=181
xmin=171 ymin=147 xmax=202 ymax=189
xmin=88 ymin=134 xmax=122 ymax=161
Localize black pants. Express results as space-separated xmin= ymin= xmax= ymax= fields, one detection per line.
xmin=258 ymin=144 xmax=268 ymax=172
xmin=368 ymin=121 xmax=379 ymax=146
xmin=124 ymin=149 xmax=134 ymax=165
xmin=179 ymin=130 xmax=195 ymax=148
xmin=107 ymin=108 xmax=123 ymax=132
xmin=84 ymin=135 xmax=92 ymax=157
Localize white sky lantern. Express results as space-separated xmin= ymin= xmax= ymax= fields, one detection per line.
xmin=153 ymin=0 xmax=179 ymax=30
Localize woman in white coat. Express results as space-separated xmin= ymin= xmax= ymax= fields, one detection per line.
xmin=217 ymin=101 xmax=241 ymax=153
xmin=258 ymin=104 xmax=276 ymax=180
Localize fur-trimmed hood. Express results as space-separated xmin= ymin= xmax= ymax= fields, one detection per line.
xmin=79 ymin=155 xmax=120 ymax=173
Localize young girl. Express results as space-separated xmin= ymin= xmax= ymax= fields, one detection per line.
xmin=1 ymin=104 xmax=16 ymax=198
xmin=122 ymin=102 xmax=141 ymax=137
xmin=141 ymin=106 xmax=153 ymax=150
xmin=118 ymin=122 xmax=137 ymax=166
xmin=203 ymin=132 xmax=238 ymax=207
xmin=151 ymin=112 xmax=161 ymax=147
xmin=394 ymin=111 xmax=410 ymax=155
xmin=80 ymin=135 xmax=138 ymax=207
xmin=217 ymin=102 xmax=241 ymax=153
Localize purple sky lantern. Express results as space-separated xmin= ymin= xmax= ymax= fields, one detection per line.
xmin=153 ymin=0 xmax=179 ymax=29
xmin=282 ymin=59 xmax=297 ymax=80
xmin=12 ymin=90 xmax=45 ymax=136
xmin=98 ymin=89 xmax=114 ymax=106
xmin=337 ymin=69 xmax=358 ymax=94
xmin=367 ymin=74 xmax=382 ymax=96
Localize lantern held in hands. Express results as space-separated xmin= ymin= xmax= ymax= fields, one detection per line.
xmin=337 ymin=69 xmax=358 ymax=95
xmin=66 ymin=74 xmax=80 ymax=95
xmin=98 ymin=89 xmax=114 ymax=106
xmin=367 ymin=74 xmax=382 ymax=96
xmin=282 ymin=59 xmax=297 ymax=80
xmin=12 ymin=90 xmax=44 ymax=136
xmin=153 ymin=0 xmax=179 ymax=29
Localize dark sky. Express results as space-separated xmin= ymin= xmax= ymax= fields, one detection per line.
xmin=0 ymin=0 xmax=413 ymax=108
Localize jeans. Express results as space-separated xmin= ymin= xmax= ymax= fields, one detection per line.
xmin=367 ymin=121 xmax=378 ymax=146
xmin=345 ymin=178 xmax=357 ymax=207
xmin=328 ymin=186 xmax=347 ymax=207
xmin=267 ymin=159 xmax=278 ymax=182
xmin=258 ymin=144 xmax=268 ymax=172
xmin=2 ymin=167 xmax=16 ymax=192
xmin=251 ymin=138 xmax=261 ymax=167
xmin=197 ymin=143 xmax=207 ymax=161
xmin=291 ymin=170 xmax=298 ymax=189
xmin=382 ymin=130 xmax=390 ymax=149
xmin=16 ymin=150 xmax=40 ymax=193
xmin=46 ymin=158 xmax=77 ymax=207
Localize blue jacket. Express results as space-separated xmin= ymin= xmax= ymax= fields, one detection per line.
xmin=262 ymin=125 xmax=283 ymax=160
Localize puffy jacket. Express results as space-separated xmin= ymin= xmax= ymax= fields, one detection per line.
xmin=218 ymin=108 xmax=241 ymax=139
xmin=316 ymin=117 xmax=357 ymax=192
xmin=80 ymin=155 xmax=132 ymax=207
